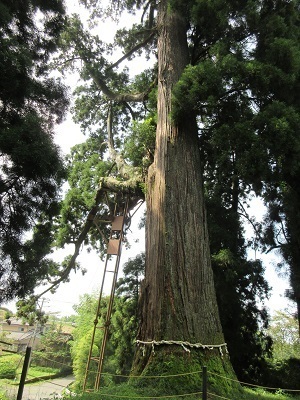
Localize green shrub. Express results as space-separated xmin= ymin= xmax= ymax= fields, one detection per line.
xmin=264 ymin=358 xmax=300 ymax=390
xmin=0 ymin=360 xmax=16 ymax=379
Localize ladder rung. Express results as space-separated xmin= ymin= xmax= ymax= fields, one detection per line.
xmin=83 ymin=197 xmax=129 ymax=391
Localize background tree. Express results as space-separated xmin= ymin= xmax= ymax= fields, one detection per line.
xmin=263 ymin=310 xmax=300 ymax=390
xmin=113 ymin=254 xmax=145 ymax=375
xmin=116 ymin=253 xmax=145 ymax=302
xmin=70 ymin=293 xmax=100 ymax=389
xmin=199 ymin=114 xmax=272 ymax=382
xmin=249 ymin=0 xmax=300 ymax=333
xmin=33 ymin=321 xmax=73 ymax=374
xmin=267 ymin=310 xmax=300 ymax=361
xmin=71 ymin=285 xmax=141 ymax=390
xmin=0 ymin=0 xmax=69 ymax=301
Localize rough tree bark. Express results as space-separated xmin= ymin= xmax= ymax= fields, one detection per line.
xmin=132 ymin=0 xmax=239 ymax=395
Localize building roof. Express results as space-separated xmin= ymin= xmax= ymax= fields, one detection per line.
xmin=2 ymin=318 xmax=32 ymax=326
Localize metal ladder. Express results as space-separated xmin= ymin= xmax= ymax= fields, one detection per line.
xmin=83 ymin=196 xmax=129 ymax=391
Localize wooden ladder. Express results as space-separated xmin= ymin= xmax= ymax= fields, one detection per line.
xmin=83 ymin=196 xmax=129 ymax=391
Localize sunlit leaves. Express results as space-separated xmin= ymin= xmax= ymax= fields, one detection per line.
xmin=267 ymin=310 xmax=300 ymax=360
xmin=124 ymin=118 xmax=156 ymax=168
xmin=71 ymin=286 xmax=139 ymax=387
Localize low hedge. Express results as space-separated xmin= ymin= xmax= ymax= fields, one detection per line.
xmin=0 ymin=361 xmax=16 ymax=380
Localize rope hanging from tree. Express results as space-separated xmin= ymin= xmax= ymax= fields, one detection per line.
xmin=136 ymin=340 xmax=228 ymax=357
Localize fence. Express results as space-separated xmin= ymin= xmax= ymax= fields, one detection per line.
xmin=2 ymin=348 xmax=300 ymax=400
xmin=83 ymin=366 xmax=300 ymax=400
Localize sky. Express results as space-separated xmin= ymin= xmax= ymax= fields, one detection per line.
xmin=3 ymin=0 xmax=294 ymax=318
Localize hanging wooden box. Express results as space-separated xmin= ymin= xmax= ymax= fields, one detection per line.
xmin=107 ymin=239 xmax=120 ymax=255
xmin=111 ymin=215 xmax=124 ymax=231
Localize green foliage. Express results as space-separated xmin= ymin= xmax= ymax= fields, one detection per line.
xmin=213 ymin=254 xmax=272 ymax=383
xmin=70 ymin=293 xmax=102 ymax=389
xmin=33 ymin=321 xmax=72 ymax=373
xmin=55 ymin=137 xmax=115 ymax=256
xmin=0 ymin=361 xmax=15 ymax=380
xmin=0 ymin=0 xmax=69 ymax=301
xmin=71 ymin=293 xmax=138 ymax=389
xmin=116 ymin=253 xmax=145 ymax=300
xmin=74 ymin=333 xmax=98 ymax=389
xmin=16 ymin=298 xmax=48 ymax=326
xmin=0 ymin=391 xmax=9 ymax=400
xmin=267 ymin=311 xmax=300 ymax=361
xmin=3 ymin=311 xmax=12 ymax=320
xmin=123 ymin=118 xmax=156 ymax=170
xmin=0 ymin=354 xmax=20 ymax=379
xmin=262 ymin=358 xmax=300 ymax=392
xmin=110 ymin=297 xmax=138 ymax=376
xmin=71 ymin=294 xmax=129 ymax=388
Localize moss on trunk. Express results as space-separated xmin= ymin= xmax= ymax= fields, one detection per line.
xmin=131 ymin=346 xmax=241 ymax=398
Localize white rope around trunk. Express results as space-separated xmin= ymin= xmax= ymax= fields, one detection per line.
xmin=136 ymin=340 xmax=228 ymax=357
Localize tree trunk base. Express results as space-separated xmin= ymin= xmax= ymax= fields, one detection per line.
xmin=130 ymin=345 xmax=242 ymax=398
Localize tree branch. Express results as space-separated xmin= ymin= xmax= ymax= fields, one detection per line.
xmin=265 ymin=244 xmax=282 ymax=254
xmin=238 ymin=200 xmax=263 ymax=245
xmin=85 ymin=63 xmax=149 ymax=102
xmin=108 ymin=31 xmax=156 ymax=71
xmin=36 ymin=177 xmax=144 ymax=299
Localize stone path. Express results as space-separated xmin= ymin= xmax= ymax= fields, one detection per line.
xmin=2 ymin=375 xmax=75 ymax=400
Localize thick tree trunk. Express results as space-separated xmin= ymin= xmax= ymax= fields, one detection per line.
xmin=132 ymin=0 xmax=238 ymax=395
xmin=140 ymin=2 xmax=223 ymax=345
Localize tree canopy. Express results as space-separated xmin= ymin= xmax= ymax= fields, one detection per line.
xmin=0 ymin=0 xmax=69 ymax=301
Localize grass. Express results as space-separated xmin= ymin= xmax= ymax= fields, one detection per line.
xmin=242 ymin=387 xmax=300 ymax=399
xmin=0 ymin=354 xmax=59 ymax=385
xmin=61 ymin=382 xmax=300 ymax=400
xmin=24 ymin=365 xmax=60 ymax=381
xmin=0 ymin=355 xmax=61 ymax=400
